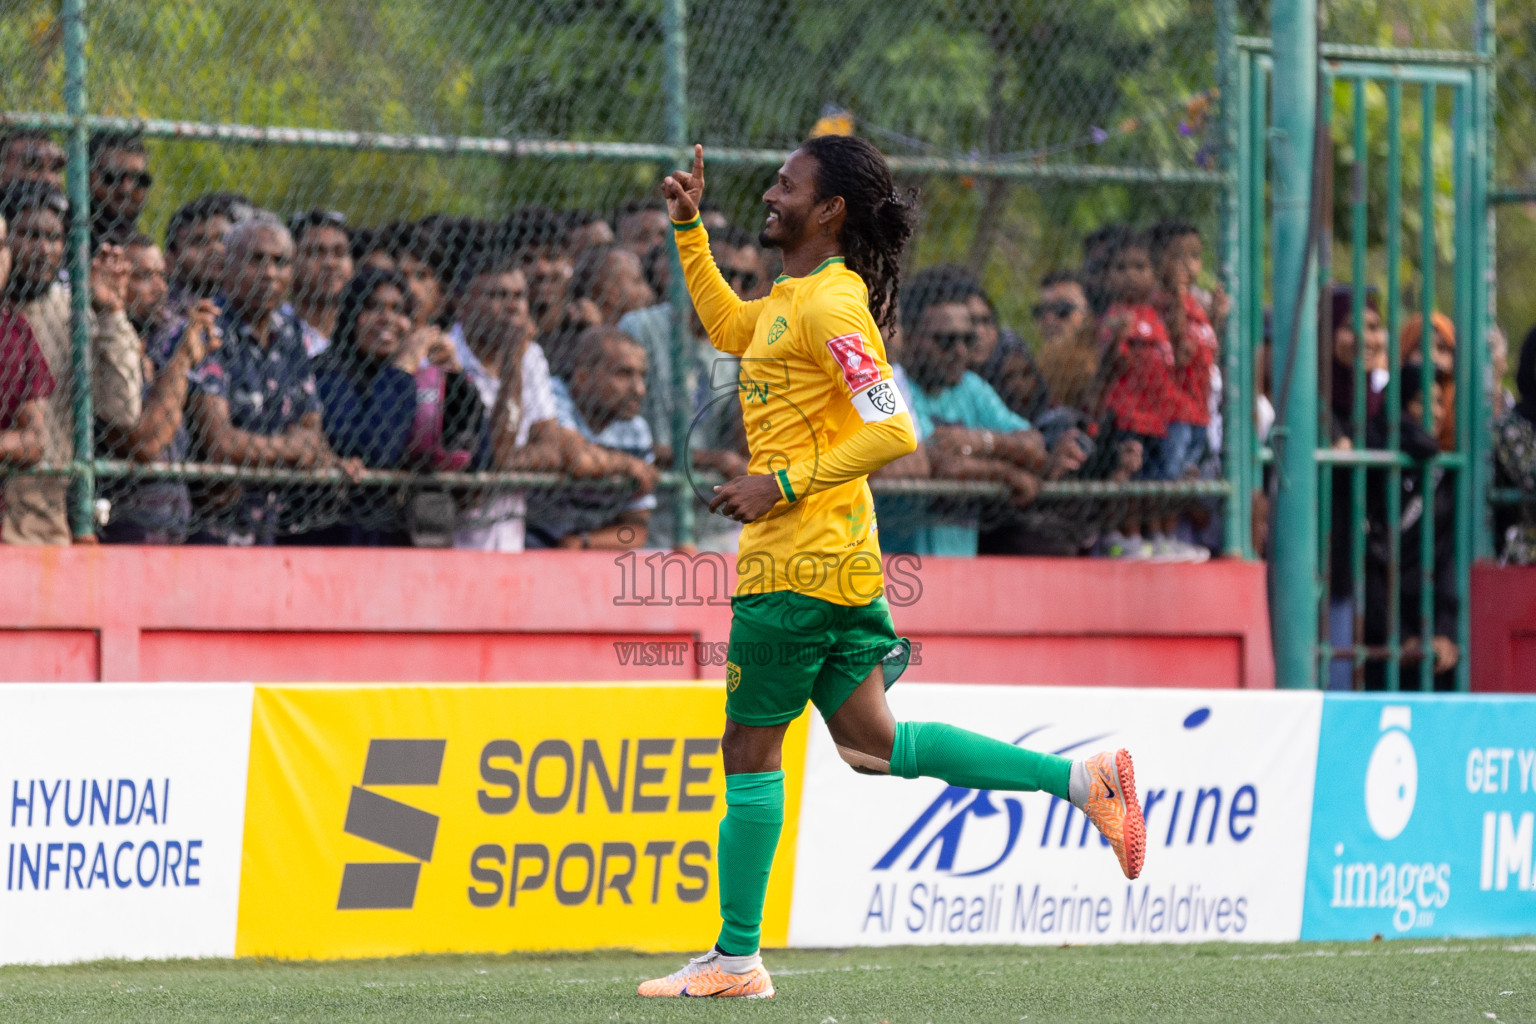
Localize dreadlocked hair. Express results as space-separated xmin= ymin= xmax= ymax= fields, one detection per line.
xmin=799 ymin=134 xmax=918 ymax=337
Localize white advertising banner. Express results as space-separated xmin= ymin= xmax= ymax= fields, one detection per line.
xmin=788 ymin=685 xmax=1323 ymax=946
xmin=0 ymin=684 xmax=254 ymax=964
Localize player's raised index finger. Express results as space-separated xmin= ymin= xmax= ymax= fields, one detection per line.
xmin=692 ymin=144 xmax=704 ymax=182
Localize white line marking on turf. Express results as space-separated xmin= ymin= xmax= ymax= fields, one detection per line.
xmin=774 ymin=965 xmax=893 ymax=977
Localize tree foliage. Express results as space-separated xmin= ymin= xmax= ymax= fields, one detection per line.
xmin=2 ymin=0 xmax=1228 ymax=330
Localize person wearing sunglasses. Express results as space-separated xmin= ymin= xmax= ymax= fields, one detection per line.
xmin=1033 ymin=270 xmax=1101 ymax=413
xmin=0 ymin=130 xmax=66 ymax=191
xmin=876 ymin=267 xmax=1086 ymax=557
xmin=89 ymin=131 xmax=152 ymax=246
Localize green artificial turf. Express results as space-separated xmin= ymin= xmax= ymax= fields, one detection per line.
xmin=0 ymin=939 xmax=1532 ymax=1024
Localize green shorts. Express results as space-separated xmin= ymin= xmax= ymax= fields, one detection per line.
xmin=724 ymin=591 xmax=912 ymax=727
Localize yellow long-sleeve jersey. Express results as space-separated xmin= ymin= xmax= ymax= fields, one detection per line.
xmin=673 ymin=216 xmax=918 ymax=606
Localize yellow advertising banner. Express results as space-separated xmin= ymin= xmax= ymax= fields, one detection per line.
xmin=235 ymin=683 xmax=807 ymax=959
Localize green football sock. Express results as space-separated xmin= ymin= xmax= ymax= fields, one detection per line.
xmin=889 ymin=721 xmax=1072 ymax=799
xmin=714 ymin=770 xmax=784 ymax=957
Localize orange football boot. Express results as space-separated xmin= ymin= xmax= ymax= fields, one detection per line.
xmin=1083 ymin=748 xmax=1146 ymax=879
xmin=637 ymin=950 xmax=775 ymax=999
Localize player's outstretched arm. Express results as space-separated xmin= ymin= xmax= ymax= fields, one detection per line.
xmin=662 ymin=145 xmax=762 ymax=355
xmin=774 ymin=288 xmax=918 ymax=502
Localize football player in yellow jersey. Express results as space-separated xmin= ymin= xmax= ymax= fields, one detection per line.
xmin=638 ymin=137 xmax=1146 ymax=1000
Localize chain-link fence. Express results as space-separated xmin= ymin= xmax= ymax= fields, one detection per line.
xmin=0 ymin=0 xmax=1236 ymax=556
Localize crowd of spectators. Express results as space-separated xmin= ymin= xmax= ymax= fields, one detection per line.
xmin=873 ymin=221 xmax=1226 ymax=561
xmin=3 ymin=124 xmax=1508 ymax=583
xmin=0 ymin=128 xmax=787 ymax=552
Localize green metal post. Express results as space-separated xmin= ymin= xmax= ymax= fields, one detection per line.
xmin=1217 ymin=0 xmax=1248 ymax=558
xmin=1471 ymin=0 xmax=1496 ymax=566
xmin=1419 ymin=84 xmax=1437 ymax=692
xmin=1385 ymin=80 xmax=1405 ymax=691
xmin=1237 ymin=49 xmax=1262 ymax=560
xmin=62 ymin=0 xmax=94 ymax=540
xmin=1315 ymin=78 xmax=1336 ymax=688
xmin=663 ymin=0 xmax=695 ymax=549
xmin=1350 ymin=79 xmax=1370 ymax=689
xmin=1466 ymin=0 xmax=1495 ymax=690
xmin=1452 ymin=83 xmax=1478 ymax=692
xmin=1269 ymin=0 xmax=1322 ymax=688
xmin=1249 ymin=58 xmax=1269 ymax=521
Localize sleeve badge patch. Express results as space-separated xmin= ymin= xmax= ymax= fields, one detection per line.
xmin=865 ymin=380 xmax=898 ymax=415
xmin=826 ymin=332 xmax=881 ymax=393
xmin=850 ymin=376 xmax=909 ymax=424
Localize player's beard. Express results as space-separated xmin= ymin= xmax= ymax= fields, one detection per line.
xmin=758 ymin=205 xmax=801 ymax=250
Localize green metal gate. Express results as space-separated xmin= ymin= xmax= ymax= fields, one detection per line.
xmin=1232 ymin=39 xmax=1492 ymax=690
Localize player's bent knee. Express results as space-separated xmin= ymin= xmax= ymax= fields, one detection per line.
xmin=836 ymin=744 xmax=891 ymax=775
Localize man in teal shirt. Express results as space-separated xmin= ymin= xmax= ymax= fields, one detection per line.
xmin=882 ymin=269 xmax=1085 ymax=554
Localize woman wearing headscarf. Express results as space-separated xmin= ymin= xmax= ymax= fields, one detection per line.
xmin=1325 ymin=284 xmax=1388 ymax=689
xmin=311 ymin=268 xmax=489 ymax=544
xmin=1494 ymin=324 xmax=1536 ymax=564
xmin=1363 ymin=362 xmax=1459 ymax=688
xmin=1401 ymin=311 xmax=1457 ymax=452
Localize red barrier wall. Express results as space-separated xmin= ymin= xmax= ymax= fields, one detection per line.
xmin=1471 ymin=563 xmax=1536 ymax=692
xmin=0 ymin=547 xmax=1274 ymax=688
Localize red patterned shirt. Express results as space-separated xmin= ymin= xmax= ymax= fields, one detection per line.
xmin=1100 ymin=302 xmax=1176 ymax=437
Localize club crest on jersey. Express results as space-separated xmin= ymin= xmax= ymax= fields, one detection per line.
xmin=726 ymin=662 xmax=742 ymax=692
xmin=826 ymin=332 xmax=880 ymax=393
xmin=766 ymin=316 xmax=788 ymax=345
xmin=864 ymin=380 xmax=898 ymax=416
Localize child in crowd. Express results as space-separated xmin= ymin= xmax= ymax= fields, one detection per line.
xmin=1150 ymin=221 xmax=1220 ymax=558
xmin=1095 ymin=230 xmax=1202 ymax=561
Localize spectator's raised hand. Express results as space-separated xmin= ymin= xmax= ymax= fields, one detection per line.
xmin=661 ymin=144 xmax=704 ymax=223
xmin=1015 ymin=429 xmax=1048 ymax=471
xmin=1005 ymin=466 xmax=1041 ymax=508
xmin=1432 ymin=636 xmax=1460 ymax=673
xmin=1099 ymin=310 xmax=1130 ymax=347
xmin=1045 ymin=429 xmax=1089 ymax=480
xmin=339 ymin=456 xmax=365 ymax=484
xmin=618 ymin=453 xmax=660 ymax=498
xmin=313 ymin=445 xmax=366 ymax=483
xmin=565 ymin=298 xmax=603 ymax=329
xmin=90 ymin=243 xmax=129 ymax=314
xmin=1400 ymin=636 xmax=1457 ymax=673
xmin=177 ymin=299 xmax=222 ymax=365
xmin=563 ymin=441 xmax=607 ymax=479
xmin=1210 ymin=282 xmax=1231 ymax=328
xmin=283 ymin=423 xmax=323 ymax=469
xmin=425 ymin=333 xmax=461 ymax=373
xmin=397 ymin=325 xmax=458 ymax=374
